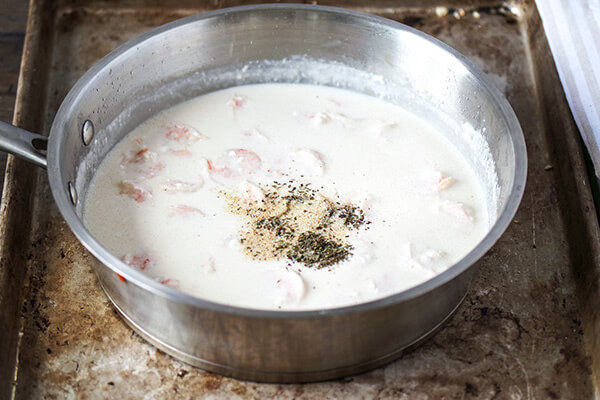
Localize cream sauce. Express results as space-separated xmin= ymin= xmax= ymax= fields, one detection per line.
xmin=84 ymin=83 xmax=490 ymax=310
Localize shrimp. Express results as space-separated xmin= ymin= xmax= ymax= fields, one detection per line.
xmin=398 ymin=243 xmax=447 ymax=275
xmin=207 ymin=149 xmax=262 ymax=183
xmin=434 ymin=172 xmax=455 ymax=191
xmin=306 ymin=111 xmax=349 ymax=127
xmin=120 ymin=148 xmax=164 ymax=179
xmin=372 ymin=120 xmax=397 ymax=139
xmin=164 ymin=122 xmax=205 ymax=142
xmin=160 ymin=178 xmax=204 ymax=193
xmin=238 ymin=180 xmax=265 ymax=203
xmin=290 ymin=148 xmax=325 ymax=176
xmin=122 ymin=148 xmax=155 ymax=163
xmin=157 ymin=277 xmax=180 ymax=288
xmin=227 ymin=94 xmax=247 ymax=110
xmin=168 ymin=204 xmax=206 ymax=217
xmin=418 ymin=170 xmax=456 ymax=194
xmin=439 ymin=200 xmax=474 ymax=223
xmin=228 ymin=149 xmax=262 ymax=173
xmin=243 ymin=127 xmax=269 ymax=141
xmin=170 ymin=149 xmax=193 ymax=157
xmin=118 ymin=180 xmax=152 ymax=203
xmin=122 ymin=254 xmax=152 ymax=271
xmin=307 ymin=112 xmax=331 ymax=126
xmin=263 ymin=267 xmax=306 ymax=306
xmin=206 ymin=159 xmax=233 ymax=179
xmin=349 ymin=238 xmax=375 ymax=266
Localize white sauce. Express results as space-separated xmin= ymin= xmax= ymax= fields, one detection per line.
xmin=84 ymin=83 xmax=490 ymax=310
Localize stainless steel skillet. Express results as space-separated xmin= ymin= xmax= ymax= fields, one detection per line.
xmin=0 ymin=4 xmax=526 ymax=382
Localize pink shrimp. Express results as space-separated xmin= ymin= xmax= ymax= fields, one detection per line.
xmin=229 ymin=149 xmax=261 ymax=172
xmin=122 ymin=254 xmax=152 ymax=271
xmin=307 ymin=112 xmax=330 ymax=126
xmin=434 ymin=171 xmax=455 ymax=191
xmin=132 ymin=148 xmax=150 ymax=162
xmin=418 ymin=170 xmax=456 ymax=194
xmin=145 ymin=163 xmax=165 ymax=178
xmin=168 ymin=204 xmax=206 ymax=217
xmin=238 ymin=180 xmax=265 ymax=203
xmin=243 ymin=127 xmax=268 ymax=141
xmin=160 ymin=178 xmax=203 ymax=193
xmin=290 ymin=149 xmax=325 ymax=176
xmin=227 ymin=94 xmax=247 ymax=109
xmin=164 ymin=122 xmax=205 ymax=142
xmin=207 ymin=149 xmax=262 ymax=183
xmin=264 ymin=268 xmax=306 ymax=306
xmin=206 ymin=159 xmax=234 ymax=179
xmin=398 ymin=243 xmax=447 ymax=275
xmin=158 ymin=278 xmax=179 ymax=288
xmin=306 ymin=111 xmax=349 ymax=127
xmin=120 ymin=148 xmax=164 ymax=179
xmin=119 ymin=180 xmax=152 ymax=202
xmin=121 ymin=148 xmax=156 ymax=164
xmin=170 ymin=149 xmax=193 ymax=157
xmin=440 ymin=200 xmax=474 ymax=222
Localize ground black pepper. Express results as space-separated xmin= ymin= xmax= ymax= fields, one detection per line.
xmin=287 ymin=232 xmax=351 ymax=268
xmin=226 ymin=180 xmax=368 ymax=268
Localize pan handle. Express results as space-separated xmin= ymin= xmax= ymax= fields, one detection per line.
xmin=0 ymin=121 xmax=48 ymax=169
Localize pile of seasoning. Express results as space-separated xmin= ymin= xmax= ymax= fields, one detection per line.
xmin=226 ymin=181 xmax=368 ymax=268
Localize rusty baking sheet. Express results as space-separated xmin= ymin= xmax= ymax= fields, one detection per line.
xmin=1 ymin=0 xmax=599 ymax=398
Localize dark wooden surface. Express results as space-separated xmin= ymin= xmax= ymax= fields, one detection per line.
xmin=0 ymin=0 xmax=29 ymax=191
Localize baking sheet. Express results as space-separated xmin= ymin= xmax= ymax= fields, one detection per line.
xmin=1 ymin=0 xmax=599 ymax=398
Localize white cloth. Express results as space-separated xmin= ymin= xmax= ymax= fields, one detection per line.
xmin=535 ymin=0 xmax=600 ymax=175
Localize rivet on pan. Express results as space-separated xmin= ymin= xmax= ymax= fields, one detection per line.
xmin=68 ymin=181 xmax=78 ymax=205
xmin=82 ymin=120 xmax=94 ymax=146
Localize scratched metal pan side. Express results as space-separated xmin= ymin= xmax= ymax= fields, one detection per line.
xmin=2 ymin=0 xmax=598 ymax=398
